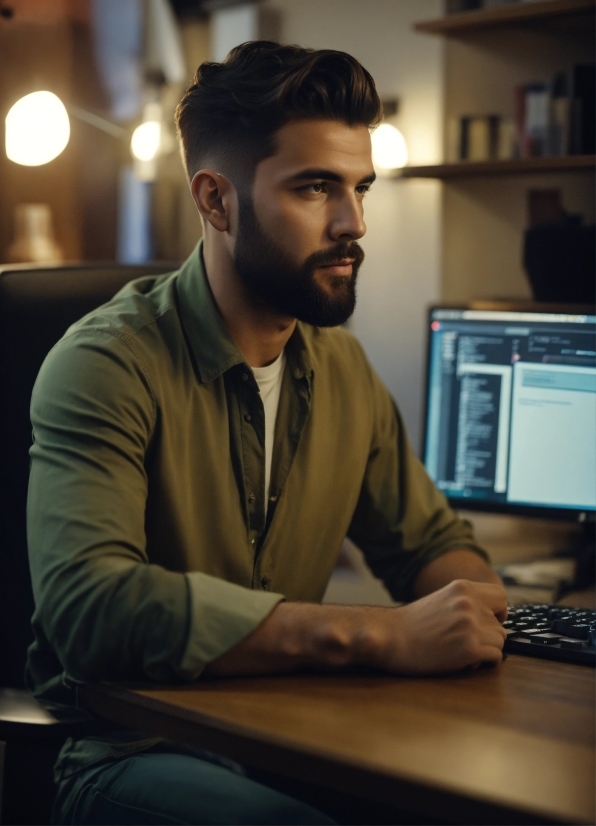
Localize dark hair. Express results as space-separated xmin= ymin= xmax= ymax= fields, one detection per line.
xmin=175 ymin=41 xmax=382 ymax=185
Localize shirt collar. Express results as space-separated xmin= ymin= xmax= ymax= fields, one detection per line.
xmin=175 ymin=241 xmax=314 ymax=384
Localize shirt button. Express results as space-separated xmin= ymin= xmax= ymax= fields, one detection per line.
xmin=244 ymin=413 xmax=251 ymax=422
xmin=261 ymin=576 xmax=270 ymax=589
xmin=247 ymin=493 xmax=256 ymax=504
xmin=241 ymin=372 xmax=249 ymax=381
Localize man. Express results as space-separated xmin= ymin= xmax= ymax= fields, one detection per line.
xmin=27 ymin=42 xmax=507 ymax=824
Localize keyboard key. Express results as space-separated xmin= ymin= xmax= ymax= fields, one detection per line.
xmin=532 ymin=633 xmax=562 ymax=645
xmin=567 ymin=625 xmax=591 ymax=640
xmin=559 ymin=638 xmax=584 ymax=651
xmin=505 ymin=628 xmax=519 ymax=638
xmin=553 ymin=620 xmax=571 ymax=634
xmin=519 ymin=628 xmax=550 ymax=638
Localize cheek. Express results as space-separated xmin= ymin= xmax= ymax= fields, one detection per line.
xmin=259 ymin=197 xmax=328 ymax=252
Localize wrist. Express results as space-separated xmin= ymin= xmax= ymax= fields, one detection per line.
xmin=274 ymin=603 xmax=355 ymax=670
xmin=298 ymin=604 xmax=392 ymax=671
xmin=346 ymin=606 xmax=396 ymax=670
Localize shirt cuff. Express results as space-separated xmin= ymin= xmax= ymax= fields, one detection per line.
xmin=178 ymin=572 xmax=284 ymax=679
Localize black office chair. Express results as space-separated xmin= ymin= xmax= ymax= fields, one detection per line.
xmin=0 ymin=260 xmax=179 ymax=824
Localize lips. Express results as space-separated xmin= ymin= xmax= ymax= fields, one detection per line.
xmin=308 ymin=243 xmax=364 ymax=277
xmin=319 ymin=259 xmax=355 ymax=274
xmin=321 ymin=259 xmax=355 ymax=267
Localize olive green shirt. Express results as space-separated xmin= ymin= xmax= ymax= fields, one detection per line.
xmin=26 ymin=243 xmax=487 ymax=776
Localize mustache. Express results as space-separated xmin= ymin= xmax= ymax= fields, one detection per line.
xmin=305 ymin=242 xmax=365 ymax=269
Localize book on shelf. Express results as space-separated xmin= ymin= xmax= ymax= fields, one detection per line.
xmin=515 ymin=83 xmax=549 ymax=158
xmin=459 ymin=115 xmax=500 ymax=161
xmin=569 ymin=64 xmax=595 ymax=155
xmin=515 ymin=65 xmax=596 ymax=159
xmin=449 ymin=114 xmax=513 ymax=162
xmin=450 ymin=63 xmax=596 ymax=164
xmin=550 ymin=72 xmax=570 ymax=157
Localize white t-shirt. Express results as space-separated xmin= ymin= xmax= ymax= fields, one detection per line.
xmin=252 ymin=349 xmax=286 ymax=511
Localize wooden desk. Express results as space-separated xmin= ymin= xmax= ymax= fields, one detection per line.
xmin=80 ymin=656 xmax=595 ymax=825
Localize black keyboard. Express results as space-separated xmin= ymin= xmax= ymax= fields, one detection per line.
xmin=504 ymin=604 xmax=596 ymax=666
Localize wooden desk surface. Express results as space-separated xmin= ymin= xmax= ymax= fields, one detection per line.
xmin=81 ymin=656 xmax=595 ymax=825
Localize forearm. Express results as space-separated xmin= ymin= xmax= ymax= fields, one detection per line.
xmin=204 ymin=601 xmax=384 ymax=677
xmin=204 ymin=573 xmax=508 ymax=679
xmin=412 ymin=548 xmax=502 ymax=600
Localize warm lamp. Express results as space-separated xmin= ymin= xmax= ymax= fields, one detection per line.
xmin=130 ymin=120 xmax=161 ymax=162
xmin=371 ymin=123 xmax=408 ymax=172
xmin=5 ymin=91 xmax=70 ymax=166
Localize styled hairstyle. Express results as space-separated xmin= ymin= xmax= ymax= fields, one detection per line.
xmin=175 ymin=40 xmax=382 ymax=186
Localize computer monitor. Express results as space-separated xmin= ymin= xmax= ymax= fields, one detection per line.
xmin=422 ymin=303 xmax=596 ymax=522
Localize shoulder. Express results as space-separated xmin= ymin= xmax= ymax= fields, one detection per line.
xmin=37 ymin=273 xmax=180 ymax=390
xmin=31 ymin=274 xmax=181 ymax=419
xmin=62 ymin=271 xmax=179 ymax=347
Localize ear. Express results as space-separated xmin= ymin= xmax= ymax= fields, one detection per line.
xmin=190 ymin=170 xmax=233 ymax=232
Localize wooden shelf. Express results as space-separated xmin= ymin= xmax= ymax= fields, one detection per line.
xmin=414 ymin=0 xmax=594 ymax=36
xmin=398 ymin=155 xmax=595 ymax=179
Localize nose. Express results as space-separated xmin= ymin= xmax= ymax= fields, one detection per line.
xmin=328 ymin=193 xmax=366 ymax=243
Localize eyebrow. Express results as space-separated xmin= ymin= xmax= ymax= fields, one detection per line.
xmin=289 ymin=168 xmax=376 ymax=186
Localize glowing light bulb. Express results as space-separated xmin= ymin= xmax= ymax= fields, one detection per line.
xmin=131 ymin=121 xmax=161 ymax=162
xmin=371 ymin=123 xmax=408 ymax=171
xmin=5 ymin=91 xmax=70 ymax=166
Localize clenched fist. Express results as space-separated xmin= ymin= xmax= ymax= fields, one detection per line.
xmin=366 ymin=579 xmax=508 ymax=675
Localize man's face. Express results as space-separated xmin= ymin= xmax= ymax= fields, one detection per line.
xmin=233 ymin=119 xmax=375 ymax=327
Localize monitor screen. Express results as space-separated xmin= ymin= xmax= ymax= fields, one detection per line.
xmin=423 ymin=306 xmax=596 ymax=518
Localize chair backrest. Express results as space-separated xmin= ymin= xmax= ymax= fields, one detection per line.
xmin=0 ymin=261 xmax=178 ymax=688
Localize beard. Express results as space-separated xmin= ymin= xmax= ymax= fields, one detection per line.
xmin=233 ymin=195 xmax=364 ymax=328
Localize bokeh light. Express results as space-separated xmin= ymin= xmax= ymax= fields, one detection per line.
xmin=131 ymin=121 xmax=161 ymax=162
xmin=5 ymin=91 xmax=70 ymax=166
xmin=371 ymin=123 xmax=408 ymax=171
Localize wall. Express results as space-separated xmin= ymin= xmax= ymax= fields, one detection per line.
xmin=227 ymin=0 xmax=446 ymax=453
xmin=153 ymin=18 xmax=210 ymax=261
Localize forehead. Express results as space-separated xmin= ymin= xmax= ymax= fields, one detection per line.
xmin=257 ymin=119 xmax=373 ymax=182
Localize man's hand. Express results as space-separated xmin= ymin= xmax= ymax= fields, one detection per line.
xmin=364 ymin=579 xmax=508 ymax=675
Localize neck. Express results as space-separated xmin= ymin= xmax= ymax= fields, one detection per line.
xmin=202 ymin=231 xmax=296 ymax=368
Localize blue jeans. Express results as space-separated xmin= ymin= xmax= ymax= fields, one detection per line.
xmin=52 ymin=746 xmax=335 ymax=825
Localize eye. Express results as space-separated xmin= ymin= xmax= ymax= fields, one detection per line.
xmin=356 ymin=184 xmax=371 ymax=196
xmin=299 ymin=182 xmax=327 ymax=194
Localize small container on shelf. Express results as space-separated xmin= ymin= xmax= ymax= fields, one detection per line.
xmin=5 ymin=203 xmax=63 ymax=265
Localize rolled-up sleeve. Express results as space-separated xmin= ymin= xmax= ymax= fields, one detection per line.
xmin=27 ymin=331 xmax=282 ymax=685
xmin=347 ymin=363 xmax=489 ymax=603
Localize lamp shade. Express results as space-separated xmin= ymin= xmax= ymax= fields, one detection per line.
xmin=131 ymin=121 xmax=161 ymax=162
xmin=371 ymin=123 xmax=408 ymax=171
xmin=5 ymin=91 xmax=70 ymax=166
